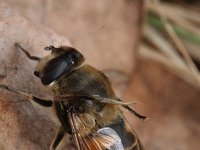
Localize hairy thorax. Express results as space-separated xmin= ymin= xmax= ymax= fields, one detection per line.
xmin=50 ymin=65 xmax=122 ymax=136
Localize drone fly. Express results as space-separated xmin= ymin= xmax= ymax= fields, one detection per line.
xmin=0 ymin=43 xmax=148 ymax=150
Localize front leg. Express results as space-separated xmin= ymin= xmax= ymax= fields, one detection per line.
xmin=54 ymin=102 xmax=71 ymax=133
xmin=0 ymin=84 xmax=52 ymax=107
xmin=50 ymin=126 xmax=65 ymax=150
xmin=15 ymin=43 xmax=41 ymax=61
xmin=29 ymin=95 xmax=52 ymax=107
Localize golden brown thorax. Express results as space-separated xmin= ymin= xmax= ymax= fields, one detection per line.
xmin=51 ymin=64 xmax=122 ymax=134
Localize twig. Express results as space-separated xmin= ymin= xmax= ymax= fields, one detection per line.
xmin=144 ymin=25 xmax=185 ymax=67
xmin=139 ymin=45 xmax=200 ymax=89
xmin=152 ymin=0 xmax=200 ymax=84
xmin=147 ymin=15 xmax=200 ymax=46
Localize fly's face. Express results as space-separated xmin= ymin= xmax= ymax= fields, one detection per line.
xmin=34 ymin=46 xmax=85 ymax=85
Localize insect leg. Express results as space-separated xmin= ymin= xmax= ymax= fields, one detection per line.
xmin=122 ymin=105 xmax=149 ymax=121
xmin=15 ymin=43 xmax=41 ymax=61
xmin=91 ymin=95 xmax=149 ymax=121
xmin=54 ymin=102 xmax=71 ymax=133
xmin=0 ymin=84 xmax=52 ymax=107
xmin=50 ymin=126 xmax=65 ymax=150
xmin=63 ymin=95 xmax=136 ymax=106
xmin=116 ymin=98 xmax=149 ymax=121
xmin=58 ymin=95 xmax=149 ymax=120
xmin=91 ymin=95 xmax=136 ymax=106
xmin=30 ymin=95 xmax=53 ymax=107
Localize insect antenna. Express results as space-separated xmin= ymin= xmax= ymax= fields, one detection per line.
xmin=44 ymin=45 xmax=56 ymax=51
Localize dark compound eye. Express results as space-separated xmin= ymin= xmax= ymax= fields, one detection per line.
xmin=65 ymin=50 xmax=84 ymax=65
xmin=69 ymin=53 xmax=77 ymax=64
xmin=34 ymin=71 xmax=40 ymax=77
xmin=41 ymin=57 xmax=70 ymax=85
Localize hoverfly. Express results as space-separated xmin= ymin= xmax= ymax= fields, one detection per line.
xmin=0 ymin=43 xmax=148 ymax=150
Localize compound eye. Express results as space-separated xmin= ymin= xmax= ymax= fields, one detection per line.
xmin=67 ymin=50 xmax=84 ymax=66
xmin=41 ymin=56 xmax=70 ymax=85
xmin=34 ymin=71 xmax=40 ymax=77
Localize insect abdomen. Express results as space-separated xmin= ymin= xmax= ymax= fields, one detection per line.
xmin=108 ymin=118 xmax=145 ymax=150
